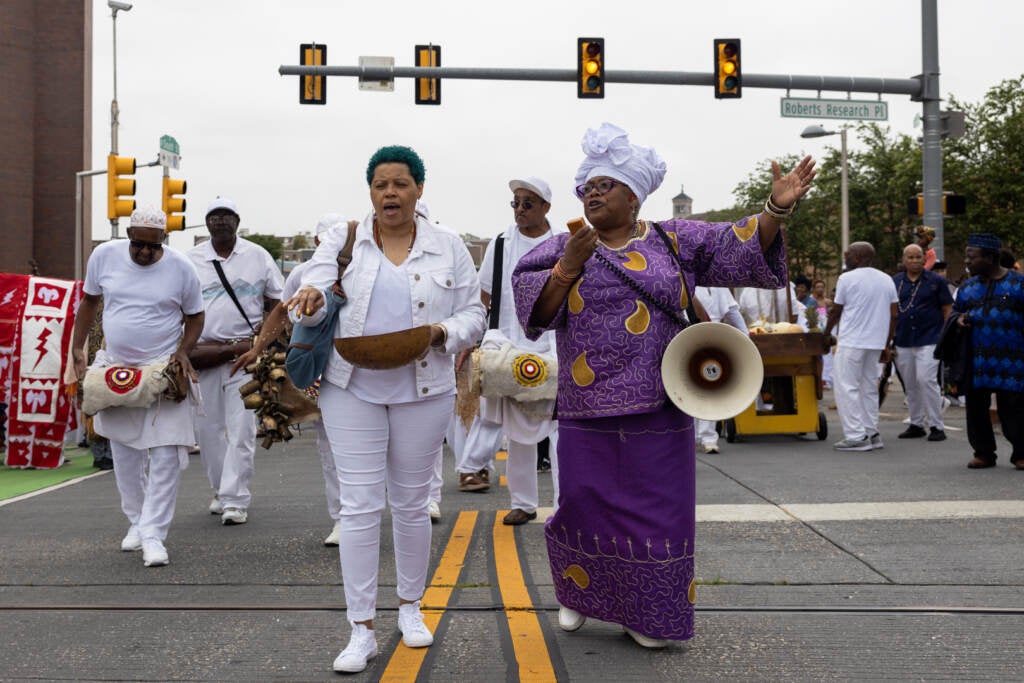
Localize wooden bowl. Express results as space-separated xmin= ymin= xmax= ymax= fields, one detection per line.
xmin=333 ymin=325 xmax=432 ymax=370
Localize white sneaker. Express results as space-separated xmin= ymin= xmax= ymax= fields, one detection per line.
xmin=332 ymin=623 xmax=377 ymax=673
xmin=869 ymin=433 xmax=884 ymax=450
xmin=221 ymin=508 xmax=247 ymax=525
xmin=558 ymin=606 xmax=586 ymax=632
xmin=120 ymin=526 xmax=142 ymax=552
xmin=833 ymin=436 xmax=872 ymax=452
xmin=428 ymin=501 xmax=441 ymax=523
xmin=701 ymin=442 xmax=720 ymax=454
xmin=141 ymin=539 xmax=169 ymax=567
xmin=209 ymin=495 xmax=223 ymax=515
xmin=397 ymin=601 xmax=434 ymax=647
xmin=623 ymin=626 xmax=669 ymax=649
xmin=323 ymin=520 xmax=341 ymax=547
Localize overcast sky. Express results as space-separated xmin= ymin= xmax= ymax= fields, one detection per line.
xmin=89 ymin=0 xmax=1024 ymax=251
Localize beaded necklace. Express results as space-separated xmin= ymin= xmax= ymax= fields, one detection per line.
xmin=597 ymin=220 xmax=646 ymax=252
xmin=897 ymin=275 xmax=924 ymax=313
xmin=373 ymin=219 xmax=416 ymax=254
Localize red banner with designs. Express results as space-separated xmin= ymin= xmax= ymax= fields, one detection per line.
xmin=0 ymin=274 xmax=82 ymax=468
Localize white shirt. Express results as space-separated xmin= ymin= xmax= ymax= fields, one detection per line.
xmin=694 ymin=286 xmax=746 ymax=330
xmin=187 ymin=238 xmax=284 ymax=343
xmin=834 ymin=266 xmax=898 ymax=350
xmin=299 ymin=212 xmax=486 ymax=398
xmin=83 ymin=241 xmax=204 ymax=365
xmin=478 ymin=223 xmax=564 ymax=352
xmin=737 ymin=283 xmax=807 ymax=328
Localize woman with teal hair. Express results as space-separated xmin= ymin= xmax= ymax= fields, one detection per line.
xmin=291 ymin=145 xmax=486 ymax=673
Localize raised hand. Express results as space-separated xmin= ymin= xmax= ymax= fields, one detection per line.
xmin=771 ymin=155 xmax=817 ymax=208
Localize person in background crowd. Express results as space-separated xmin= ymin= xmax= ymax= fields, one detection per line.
xmin=289 ymin=145 xmax=486 ymax=673
xmin=823 ymin=241 xmax=898 ymax=452
xmin=811 ymin=278 xmax=834 ymax=388
xmin=71 ymin=207 xmax=204 ymax=567
xmin=513 ymin=122 xmax=815 ymax=649
xmin=955 ymin=233 xmax=1024 ymax=470
xmin=892 ymin=244 xmax=953 ymax=442
xmin=915 ymin=226 xmax=938 ymax=270
xmin=794 ymin=274 xmax=816 ymax=308
xmin=188 ymin=198 xmax=284 ymax=526
xmin=456 ymin=176 xmax=562 ymax=525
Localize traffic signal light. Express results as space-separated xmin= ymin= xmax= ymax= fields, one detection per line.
xmin=300 ymin=43 xmax=326 ymax=105
xmin=907 ymin=193 xmax=967 ymax=216
xmin=577 ymin=38 xmax=604 ymax=99
xmin=713 ymin=39 xmax=741 ymax=99
xmin=415 ymin=44 xmax=441 ymax=105
xmin=162 ymin=176 xmax=187 ymax=231
xmin=107 ymin=154 xmax=136 ymax=220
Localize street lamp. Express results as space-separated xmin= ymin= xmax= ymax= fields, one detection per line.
xmin=108 ymin=0 xmax=132 ymax=237
xmin=801 ymin=124 xmax=849 ymax=262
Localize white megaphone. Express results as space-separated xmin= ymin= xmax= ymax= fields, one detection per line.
xmin=660 ymin=322 xmax=763 ymax=421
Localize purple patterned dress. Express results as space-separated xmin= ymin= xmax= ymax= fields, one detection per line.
xmin=513 ymin=217 xmax=786 ymax=640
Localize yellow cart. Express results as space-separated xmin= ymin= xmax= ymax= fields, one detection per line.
xmin=724 ymin=332 xmax=828 ymax=442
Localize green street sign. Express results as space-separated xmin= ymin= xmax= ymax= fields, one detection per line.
xmin=159 ymin=135 xmax=180 ymax=154
xmin=780 ymin=97 xmax=888 ymax=121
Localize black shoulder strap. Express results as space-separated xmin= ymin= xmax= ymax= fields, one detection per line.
xmin=212 ymin=259 xmax=256 ymax=333
xmin=652 ymin=222 xmax=701 ymax=326
xmin=488 ymin=234 xmax=505 ymax=330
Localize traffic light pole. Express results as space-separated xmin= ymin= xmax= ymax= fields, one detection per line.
xmin=919 ymin=0 xmax=944 ymax=259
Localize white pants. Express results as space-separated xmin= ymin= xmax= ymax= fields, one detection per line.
xmin=457 ymin=415 xmax=501 ymax=474
xmin=834 ymin=346 xmax=883 ymax=440
xmin=318 ymin=382 xmax=453 ymax=622
xmin=314 ymin=418 xmax=341 ymax=520
xmin=695 ymin=419 xmax=718 ymax=448
xmin=460 ymin=415 xmax=559 ymax=512
xmin=110 ymin=442 xmax=182 ymax=542
xmin=894 ymin=344 xmax=943 ymax=430
xmin=196 ymin=364 xmax=257 ymax=510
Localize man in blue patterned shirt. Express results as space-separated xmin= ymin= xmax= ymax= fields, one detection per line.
xmin=954 ymin=233 xmax=1024 ymax=470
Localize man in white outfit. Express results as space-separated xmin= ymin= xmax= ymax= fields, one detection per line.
xmin=456 ymin=177 xmax=562 ymax=524
xmin=824 ymin=242 xmax=898 ymax=451
xmin=188 ymin=198 xmax=283 ymax=525
xmin=692 ymin=287 xmax=747 ymax=453
xmin=71 ymin=207 xmax=205 ymax=567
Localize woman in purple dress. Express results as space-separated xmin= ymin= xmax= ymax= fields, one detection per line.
xmin=513 ymin=123 xmax=816 ymax=648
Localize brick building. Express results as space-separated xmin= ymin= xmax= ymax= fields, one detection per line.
xmin=0 ymin=1 xmax=92 ymax=280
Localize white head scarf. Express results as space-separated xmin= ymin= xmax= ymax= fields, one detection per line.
xmin=315 ymin=213 xmax=345 ymax=236
xmin=573 ymin=122 xmax=667 ymax=206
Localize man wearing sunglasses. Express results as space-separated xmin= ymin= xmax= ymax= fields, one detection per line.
xmin=455 ymin=177 xmax=563 ymax=525
xmin=187 ymin=198 xmax=283 ymax=526
xmin=71 ymin=207 xmax=205 ymax=567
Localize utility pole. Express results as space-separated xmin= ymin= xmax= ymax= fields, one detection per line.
xmin=918 ymin=0 xmax=944 ymax=260
xmin=108 ymin=1 xmax=132 ymax=238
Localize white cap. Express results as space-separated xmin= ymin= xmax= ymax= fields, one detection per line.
xmin=508 ymin=177 xmax=552 ymax=203
xmin=205 ymin=196 xmax=239 ymax=217
xmin=129 ymin=205 xmax=166 ymax=230
xmin=315 ymin=213 xmax=345 ymax=236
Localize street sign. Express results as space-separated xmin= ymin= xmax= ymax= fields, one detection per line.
xmin=780 ymin=97 xmax=888 ymax=121
xmin=158 ymin=135 xmax=181 ymax=169
xmin=358 ymin=56 xmax=395 ymax=91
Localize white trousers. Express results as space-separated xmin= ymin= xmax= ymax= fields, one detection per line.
xmin=458 ymin=415 xmax=501 ymax=474
xmin=196 ymin=364 xmax=257 ymax=510
xmin=460 ymin=415 xmax=559 ymax=512
xmin=314 ymin=418 xmax=341 ymax=520
xmin=894 ymin=344 xmax=943 ymax=430
xmin=834 ymin=346 xmax=883 ymax=440
xmin=695 ymin=419 xmax=718 ymax=447
xmin=318 ymin=382 xmax=453 ymax=622
xmin=110 ymin=442 xmax=182 ymax=542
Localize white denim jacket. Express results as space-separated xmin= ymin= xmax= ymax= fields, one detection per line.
xmin=298 ymin=212 xmax=486 ymax=398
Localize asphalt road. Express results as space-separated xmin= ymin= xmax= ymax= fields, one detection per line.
xmin=2 ymin=387 xmax=1022 ymax=681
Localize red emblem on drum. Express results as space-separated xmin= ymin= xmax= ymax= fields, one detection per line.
xmin=105 ymin=366 xmax=142 ymax=394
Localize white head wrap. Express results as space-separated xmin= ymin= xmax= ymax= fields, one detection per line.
xmin=573 ymin=122 xmax=667 ymax=206
xmin=315 ymin=213 xmax=345 ymax=236
xmin=129 ymin=205 xmax=166 ymax=231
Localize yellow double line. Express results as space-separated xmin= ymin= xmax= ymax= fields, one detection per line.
xmin=381 ymin=509 xmax=557 ymax=682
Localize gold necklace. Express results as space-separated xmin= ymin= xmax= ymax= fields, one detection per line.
xmin=373 ymin=220 xmax=416 ymax=253
xmin=897 ymin=275 xmax=923 ymax=313
xmin=597 ymin=220 xmax=644 ymax=251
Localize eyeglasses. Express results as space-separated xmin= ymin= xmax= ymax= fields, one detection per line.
xmin=510 ymin=199 xmax=542 ymax=210
xmin=129 ymin=239 xmax=164 ymax=251
xmin=206 ymin=215 xmax=238 ymax=226
xmin=574 ymin=178 xmax=624 ymax=200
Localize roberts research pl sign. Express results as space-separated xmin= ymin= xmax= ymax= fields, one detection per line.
xmin=780 ymin=97 xmax=888 ymax=121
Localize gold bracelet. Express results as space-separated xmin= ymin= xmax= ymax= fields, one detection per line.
xmin=430 ymin=323 xmax=448 ymax=348
xmin=764 ymin=193 xmax=796 ymax=219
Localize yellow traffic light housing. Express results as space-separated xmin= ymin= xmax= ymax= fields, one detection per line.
xmin=713 ymin=39 xmax=741 ymax=99
xmin=300 ymin=43 xmax=326 ymax=105
xmin=162 ymin=177 xmax=187 ymax=231
xmin=415 ymin=44 xmax=441 ymax=105
xmin=577 ymin=38 xmax=604 ymax=99
xmin=107 ymin=154 xmax=136 ymax=220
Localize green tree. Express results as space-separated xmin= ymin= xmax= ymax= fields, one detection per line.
xmin=291 ymin=232 xmax=311 ymax=250
xmin=246 ymin=233 xmax=283 ymax=261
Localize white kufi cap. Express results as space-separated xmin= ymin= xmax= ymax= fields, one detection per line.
xmin=130 ymin=205 xmax=166 ymax=230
